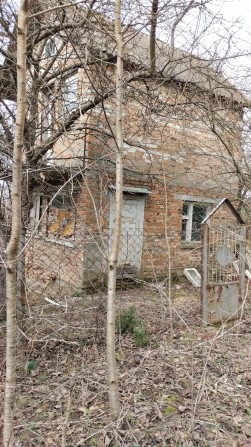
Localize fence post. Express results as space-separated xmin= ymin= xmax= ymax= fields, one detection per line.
xmin=239 ymin=225 xmax=246 ymax=306
xmin=201 ymin=224 xmax=208 ymax=325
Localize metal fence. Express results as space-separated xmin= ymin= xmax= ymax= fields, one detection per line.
xmin=24 ymin=228 xmax=172 ymax=305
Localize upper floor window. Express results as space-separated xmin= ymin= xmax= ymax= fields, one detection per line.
xmin=63 ymin=75 xmax=78 ymax=113
xmin=182 ymin=203 xmax=209 ymax=242
xmin=45 ymin=37 xmax=57 ymax=57
xmin=42 ymin=93 xmax=54 ymax=141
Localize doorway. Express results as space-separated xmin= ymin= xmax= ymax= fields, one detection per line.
xmin=109 ymin=193 xmax=146 ymax=274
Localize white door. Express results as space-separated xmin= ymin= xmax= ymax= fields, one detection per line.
xmin=109 ymin=193 xmax=145 ymax=273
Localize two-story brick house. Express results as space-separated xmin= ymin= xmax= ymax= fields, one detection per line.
xmin=26 ymin=15 xmax=249 ymax=297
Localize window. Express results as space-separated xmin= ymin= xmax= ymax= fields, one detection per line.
xmin=182 ymin=203 xmax=209 ymax=242
xmin=29 ymin=194 xmax=75 ymax=239
xmin=29 ymin=196 xmax=42 ymax=232
xmin=47 ymin=194 xmax=75 ymax=239
xmin=42 ymin=93 xmax=54 ymax=141
xmin=63 ymin=75 xmax=78 ymax=113
xmin=45 ymin=37 xmax=57 ymax=57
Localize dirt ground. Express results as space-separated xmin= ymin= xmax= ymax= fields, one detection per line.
xmin=0 ymin=282 xmax=251 ymax=447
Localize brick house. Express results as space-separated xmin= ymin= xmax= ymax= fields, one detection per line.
xmin=26 ymin=24 xmax=249 ymax=297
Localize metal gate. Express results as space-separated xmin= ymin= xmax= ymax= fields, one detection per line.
xmin=201 ymin=199 xmax=246 ymax=324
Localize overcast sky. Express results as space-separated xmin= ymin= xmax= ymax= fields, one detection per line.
xmin=216 ymin=2 xmax=250 ymax=47
xmin=171 ymin=0 xmax=251 ymax=93
xmin=219 ymin=0 xmax=251 ymax=21
xmin=214 ymin=0 xmax=251 ymax=91
xmin=218 ymin=0 xmax=251 ymax=42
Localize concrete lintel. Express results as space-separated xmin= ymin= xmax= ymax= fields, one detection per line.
xmin=174 ymin=193 xmax=218 ymax=204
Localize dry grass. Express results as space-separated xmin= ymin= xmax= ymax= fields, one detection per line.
xmin=1 ymin=282 xmax=251 ymax=446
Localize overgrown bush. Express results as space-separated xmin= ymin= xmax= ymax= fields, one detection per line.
xmin=117 ymin=306 xmax=149 ymax=347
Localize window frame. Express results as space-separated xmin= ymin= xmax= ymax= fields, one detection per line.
xmin=29 ymin=193 xmax=76 ymax=240
xmin=42 ymin=92 xmax=55 ymax=141
xmin=62 ymin=74 xmax=78 ymax=113
xmin=182 ymin=202 xmax=210 ymax=243
xmin=45 ymin=37 xmax=57 ymax=58
xmin=29 ymin=196 xmax=42 ymax=233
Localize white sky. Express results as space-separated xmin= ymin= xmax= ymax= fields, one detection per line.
xmin=170 ymin=0 xmax=251 ymax=94
xmin=219 ymin=0 xmax=251 ymax=21
xmin=217 ymin=0 xmax=251 ymax=45
xmin=214 ymin=0 xmax=251 ymax=92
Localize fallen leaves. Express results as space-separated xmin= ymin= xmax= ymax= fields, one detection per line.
xmin=4 ymin=287 xmax=250 ymax=447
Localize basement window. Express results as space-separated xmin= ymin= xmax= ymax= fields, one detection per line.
xmin=182 ymin=203 xmax=209 ymax=242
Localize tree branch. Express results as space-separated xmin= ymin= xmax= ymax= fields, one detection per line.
xmin=31 ymin=92 xmax=109 ymax=163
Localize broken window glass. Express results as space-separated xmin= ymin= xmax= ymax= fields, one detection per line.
xmin=51 ymin=194 xmax=72 ymax=209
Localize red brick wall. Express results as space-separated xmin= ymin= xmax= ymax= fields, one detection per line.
xmin=27 ymin=73 xmax=243 ymax=295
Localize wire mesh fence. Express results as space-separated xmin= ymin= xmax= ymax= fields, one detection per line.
xmin=24 ymin=227 xmax=172 ymax=305
xmin=2 ymin=205 xmax=251 ymax=327
xmin=204 ymin=223 xmax=246 ymax=283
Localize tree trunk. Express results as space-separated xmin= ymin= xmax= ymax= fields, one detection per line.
xmin=3 ymin=1 xmax=29 ymax=445
xmin=106 ymin=0 xmax=124 ymax=420
xmin=150 ymin=0 xmax=158 ymax=75
xmin=16 ymin=228 xmax=26 ymax=363
xmin=0 ymin=217 xmax=9 ymax=316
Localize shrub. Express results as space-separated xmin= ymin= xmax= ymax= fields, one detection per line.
xmin=117 ymin=306 xmax=138 ymax=334
xmin=133 ymin=324 xmax=149 ymax=347
xmin=117 ymin=306 xmax=150 ymax=347
xmin=27 ymin=359 xmax=37 ymax=372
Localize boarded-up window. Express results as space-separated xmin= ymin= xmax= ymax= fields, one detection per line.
xmin=30 ymin=194 xmax=75 ymax=239
xmin=47 ymin=194 xmax=75 ymax=239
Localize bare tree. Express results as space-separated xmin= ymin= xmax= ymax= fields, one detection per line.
xmin=106 ymin=0 xmax=124 ymax=420
xmin=3 ymin=1 xmax=30 ymax=444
